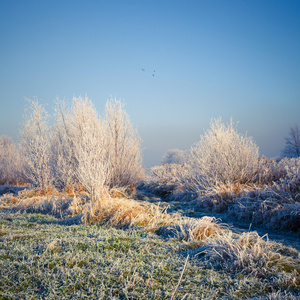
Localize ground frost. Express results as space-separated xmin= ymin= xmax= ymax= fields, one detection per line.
xmin=0 ymin=211 xmax=299 ymax=299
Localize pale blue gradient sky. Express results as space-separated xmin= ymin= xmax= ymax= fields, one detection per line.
xmin=0 ymin=0 xmax=299 ymax=167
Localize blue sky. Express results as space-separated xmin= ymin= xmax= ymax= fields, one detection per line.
xmin=0 ymin=0 xmax=299 ymax=167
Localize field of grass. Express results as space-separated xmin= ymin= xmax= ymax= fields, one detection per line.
xmin=0 ymin=189 xmax=299 ymax=299
xmin=142 ymin=158 xmax=300 ymax=233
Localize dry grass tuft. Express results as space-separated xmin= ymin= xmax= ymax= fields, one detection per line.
xmin=172 ymin=216 xmax=225 ymax=246
xmin=18 ymin=186 xmax=57 ymax=198
xmin=215 ymin=182 xmax=264 ymax=200
xmin=8 ymin=192 xmax=78 ymax=219
xmin=201 ymin=230 xmax=300 ymax=281
xmin=189 ymin=217 xmax=223 ymax=241
xmin=83 ymin=197 xmax=225 ymax=244
xmin=63 ymin=184 xmax=87 ymax=198
xmin=18 ymin=184 xmax=88 ymax=199
xmin=83 ymin=197 xmax=176 ymax=232
xmin=0 ymin=193 xmax=20 ymax=209
xmin=84 ymin=197 xmax=149 ymax=227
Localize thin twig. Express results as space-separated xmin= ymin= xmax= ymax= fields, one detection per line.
xmin=170 ymin=254 xmax=189 ymax=300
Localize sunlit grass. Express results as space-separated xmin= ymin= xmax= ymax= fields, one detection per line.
xmin=0 ymin=209 xmax=299 ymax=299
xmin=0 ymin=184 xmax=299 ymax=299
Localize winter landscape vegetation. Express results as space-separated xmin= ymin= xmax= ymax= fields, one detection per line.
xmin=1 ymin=1 xmax=300 ymax=299
xmin=0 ymin=96 xmax=299 ymax=299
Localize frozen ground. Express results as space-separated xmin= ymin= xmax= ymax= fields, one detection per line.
xmin=135 ymin=189 xmax=300 ymax=251
xmin=0 ymin=185 xmax=299 ymax=299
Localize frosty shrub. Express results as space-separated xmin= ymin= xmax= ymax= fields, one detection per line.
xmin=105 ymin=98 xmax=143 ymax=191
xmin=257 ymin=156 xmax=300 ymax=188
xmin=56 ymin=96 xmax=111 ymax=203
xmin=51 ymin=99 xmax=78 ymax=189
xmin=0 ymin=136 xmax=22 ymax=185
xmin=275 ymin=157 xmax=300 ymax=197
xmin=278 ymin=157 xmax=300 ymax=181
xmin=188 ymin=118 xmax=260 ymax=192
xmin=256 ymin=156 xmax=286 ymax=184
xmin=19 ymin=98 xmax=53 ymax=189
xmin=17 ymin=95 xmax=143 ymax=198
xmin=142 ymin=163 xmax=189 ymax=199
xmin=70 ymin=96 xmax=111 ymax=201
xmin=51 ymin=96 xmax=143 ymax=199
xmin=161 ymin=149 xmax=187 ymax=165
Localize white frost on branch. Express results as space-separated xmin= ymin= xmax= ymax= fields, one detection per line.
xmin=19 ymin=98 xmax=53 ymax=189
xmin=188 ymin=118 xmax=259 ymax=192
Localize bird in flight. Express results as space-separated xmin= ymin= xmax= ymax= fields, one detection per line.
xmin=141 ymin=68 xmax=156 ymax=77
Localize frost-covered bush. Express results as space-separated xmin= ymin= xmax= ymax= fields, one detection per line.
xmin=271 ymin=157 xmax=300 ymax=201
xmin=142 ymin=164 xmax=189 ymax=199
xmin=0 ymin=136 xmax=22 ymax=185
xmin=257 ymin=156 xmax=300 ymax=185
xmin=256 ymin=156 xmax=286 ymax=184
xmin=66 ymin=96 xmax=111 ymax=201
xmin=161 ymin=149 xmax=187 ymax=165
xmin=50 ymin=99 xmax=77 ymax=189
xmin=51 ymin=96 xmax=143 ymax=197
xmin=18 ymin=96 xmax=143 ymax=197
xmin=188 ymin=118 xmax=260 ymax=192
xmin=105 ymin=99 xmax=143 ymax=190
xmin=278 ymin=157 xmax=300 ymax=181
xmin=19 ymin=98 xmax=53 ymax=189
xmin=257 ymin=156 xmax=300 ymax=196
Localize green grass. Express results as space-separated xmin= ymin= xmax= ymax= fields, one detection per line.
xmin=0 ymin=212 xmax=299 ymax=299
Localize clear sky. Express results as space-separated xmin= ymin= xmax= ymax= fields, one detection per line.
xmin=0 ymin=0 xmax=299 ymax=167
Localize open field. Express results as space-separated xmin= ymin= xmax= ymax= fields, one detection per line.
xmin=136 ymin=190 xmax=300 ymax=252
xmin=0 ymin=187 xmax=300 ymax=299
xmin=1 ymin=2 xmax=300 ymax=298
xmin=0 ymin=101 xmax=299 ymax=299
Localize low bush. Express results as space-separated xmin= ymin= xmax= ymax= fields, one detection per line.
xmin=141 ymin=163 xmax=191 ymax=200
xmin=0 ymin=136 xmax=22 ymax=185
xmin=161 ymin=149 xmax=188 ymax=165
xmin=188 ymin=118 xmax=260 ymax=193
xmin=16 ymin=96 xmax=144 ymax=213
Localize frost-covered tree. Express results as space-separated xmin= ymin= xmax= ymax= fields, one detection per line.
xmin=68 ymin=96 xmax=111 ymax=202
xmin=19 ymin=98 xmax=52 ymax=189
xmin=105 ymin=99 xmax=143 ymax=190
xmin=188 ymin=118 xmax=259 ymax=192
xmin=0 ymin=136 xmax=21 ymax=185
xmin=282 ymin=124 xmax=300 ymax=158
xmin=51 ymin=99 xmax=77 ymax=189
xmin=161 ymin=149 xmax=187 ymax=165
xmin=51 ymin=96 xmax=110 ymax=201
xmin=18 ymin=95 xmax=144 ymax=199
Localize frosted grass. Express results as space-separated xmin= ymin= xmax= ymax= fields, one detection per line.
xmin=0 ymin=212 xmax=299 ymax=299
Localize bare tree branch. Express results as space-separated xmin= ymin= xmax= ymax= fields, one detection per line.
xmin=282 ymin=124 xmax=300 ymax=158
